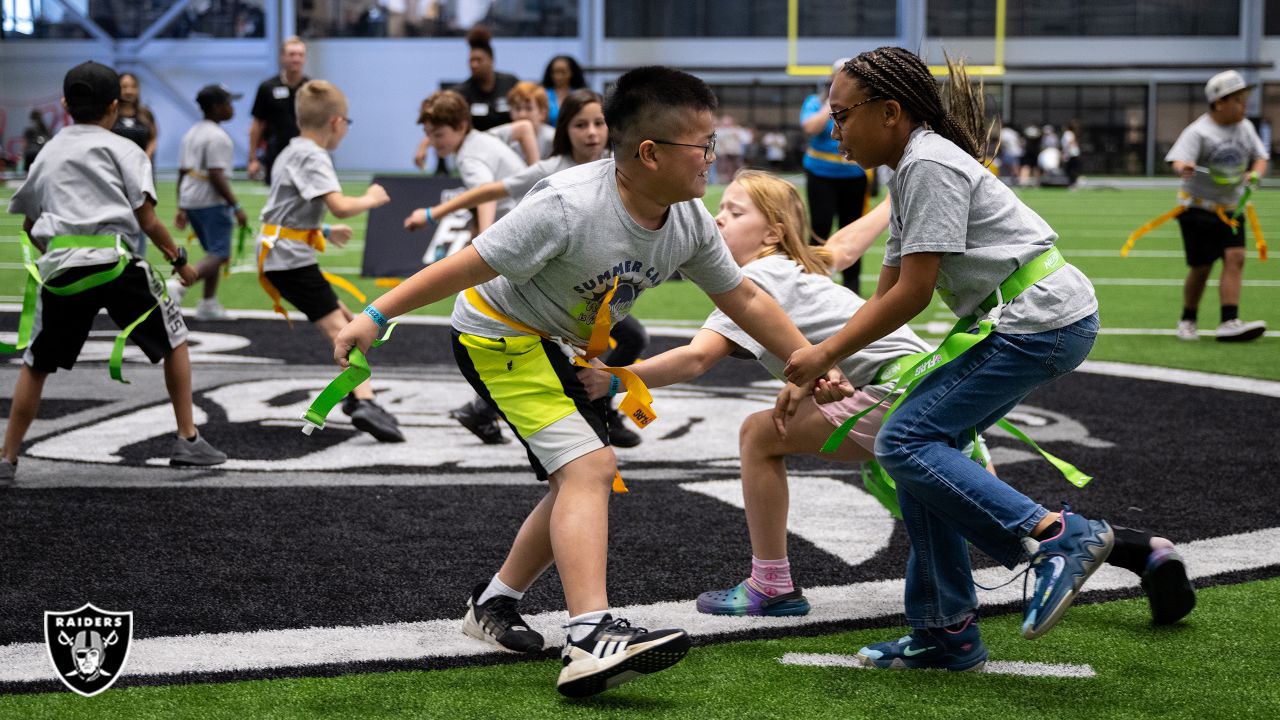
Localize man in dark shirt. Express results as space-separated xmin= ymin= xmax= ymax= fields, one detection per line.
xmin=248 ymin=36 xmax=310 ymax=183
xmin=450 ymin=26 xmax=518 ymax=132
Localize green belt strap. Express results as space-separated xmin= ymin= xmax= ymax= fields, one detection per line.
xmin=301 ymin=323 xmax=398 ymax=434
xmin=822 ymin=246 xmax=1090 ymax=512
xmin=1 ymin=233 xmax=159 ymax=384
xmin=1233 ymin=182 xmax=1257 ymax=222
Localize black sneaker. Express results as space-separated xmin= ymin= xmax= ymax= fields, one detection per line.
xmin=449 ymin=398 xmax=509 ymax=445
xmin=606 ymin=409 xmax=641 ymax=448
xmin=461 ymin=583 xmax=544 ymax=653
xmin=1142 ymin=548 xmax=1196 ymax=625
xmin=556 ymin=614 xmax=690 ymax=698
xmin=343 ymin=396 xmax=405 ymax=443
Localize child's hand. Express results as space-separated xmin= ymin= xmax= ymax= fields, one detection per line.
xmin=175 ymin=264 xmax=199 ymax=286
xmin=783 ymin=343 xmax=835 ymax=386
xmin=334 ymin=313 xmax=379 ymax=369
xmin=772 ymin=381 xmax=813 ymax=438
xmin=813 ymin=367 xmax=854 ymax=404
xmin=328 ymin=224 xmax=353 ymax=247
xmin=174 ymin=209 xmax=188 ymax=230
xmin=575 ymin=367 xmax=614 ymax=400
xmin=365 ymin=183 xmax=390 ymax=207
xmin=234 ymin=207 xmax=248 ymax=227
xmin=404 ymin=208 xmax=431 ymax=231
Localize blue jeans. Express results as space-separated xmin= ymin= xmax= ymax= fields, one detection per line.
xmin=873 ymin=312 xmax=1099 ymax=628
xmin=185 ymin=205 xmax=233 ymax=259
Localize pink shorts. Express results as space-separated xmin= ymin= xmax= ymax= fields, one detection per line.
xmin=815 ymin=385 xmax=894 ymax=454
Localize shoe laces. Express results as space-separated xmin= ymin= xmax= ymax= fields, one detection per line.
xmin=973 ymin=503 xmax=1073 ymax=613
xmin=483 ymin=594 xmax=526 ymax=628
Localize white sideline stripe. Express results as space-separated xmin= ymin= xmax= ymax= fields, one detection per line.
xmin=1079 ymin=360 xmax=1280 ymax=398
xmin=779 ymin=653 xmax=1096 ymax=678
xmin=0 ymin=527 xmax=1275 ymax=683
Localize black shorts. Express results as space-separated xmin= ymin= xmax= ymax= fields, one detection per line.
xmin=1177 ymin=207 xmax=1246 ymax=267
xmin=26 ymin=259 xmax=187 ymax=373
xmin=264 ymin=265 xmax=341 ymax=322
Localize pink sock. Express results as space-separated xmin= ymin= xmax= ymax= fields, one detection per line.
xmin=748 ymin=556 xmax=794 ymax=597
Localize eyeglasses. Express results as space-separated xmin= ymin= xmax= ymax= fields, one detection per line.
xmin=635 ymin=134 xmax=717 ymax=162
xmin=342 ymin=116 xmax=354 ymax=125
xmin=828 ymin=96 xmax=884 ymax=126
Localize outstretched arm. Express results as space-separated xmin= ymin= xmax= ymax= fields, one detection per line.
xmin=404 ymin=180 xmax=509 ymax=230
xmin=578 ymin=329 xmax=736 ymax=399
xmin=825 ymin=197 xmax=890 ymax=272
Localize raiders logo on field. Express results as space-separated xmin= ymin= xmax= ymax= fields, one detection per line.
xmin=44 ymin=604 xmax=133 ymax=697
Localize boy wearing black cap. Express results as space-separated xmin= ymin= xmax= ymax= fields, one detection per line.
xmin=2 ymin=61 xmax=227 ymax=485
xmin=172 ymin=84 xmax=248 ymax=321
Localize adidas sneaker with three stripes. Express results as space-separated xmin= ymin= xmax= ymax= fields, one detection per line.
xmin=556 ymin=614 xmax=691 ymax=698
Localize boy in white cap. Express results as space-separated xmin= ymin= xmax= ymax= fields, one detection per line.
xmin=1166 ymin=70 xmax=1269 ymax=342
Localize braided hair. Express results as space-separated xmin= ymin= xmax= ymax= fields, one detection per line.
xmin=841 ymin=47 xmax=988 ymax=162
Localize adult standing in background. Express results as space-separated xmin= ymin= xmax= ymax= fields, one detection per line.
xmin=542 ymin=54 xmax=586 ymax=126
xmin=113 ymin=72 xmax=158 ymax=163
xmin=451 ymin=26 xmax=519 ymax=132
xmin=800 ymin=58 xmax=869 ymax=294
xmin=248 ymin=36 xmax=310 ymax=184
xmin=1062 ymin=119 xmax=1082 ymax=187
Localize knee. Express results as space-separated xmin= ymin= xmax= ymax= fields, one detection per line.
xmin=739 ymin=411 xmax=777 ymax=454
xmin=873 ymin=416 xmax=916 ymax=477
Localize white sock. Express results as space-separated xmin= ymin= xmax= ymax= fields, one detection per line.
xmin=477 ymin=574 xmax=523 ymax=606
xmin=566 ymin=610 xmax=609 ymax=642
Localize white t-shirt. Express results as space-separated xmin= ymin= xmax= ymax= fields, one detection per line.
xmin=501 ymin=155 xmax=577 ymax=202
xmin=457 ymin=129 xmax=526 ymax=219
xmin=257 ymin=136 xmax=342 ymax=271
xmin=178 ymin=120 xmax=235 ymax=210
xmin=487 ymin=122 xmax=555 ymax=162
xmin=886 ymin=128 xmax=1098 ymax=334
xmin=704 ymin=255 xmax=931 ymax=387
xmin=1166 ymin=114 xmax=1269 ymax=207
xmin=452 ymin=159 xmax=744 ymax=344
xmin=8 ymin=123 xmax=155 ymax=281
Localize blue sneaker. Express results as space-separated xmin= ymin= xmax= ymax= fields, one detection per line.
xmin=1021 ymin=506 xmax=1114 ymax=639
xmin=854 ymin=616 xmax=987 ymax=671
xmin=696 ymin=581 xmax=810 ymax=617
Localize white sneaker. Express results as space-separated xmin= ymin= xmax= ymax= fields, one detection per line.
xmin=167 ymin=279 xmax=188 ymax=307
xmin=1175 ymin=320 xmax=1199 ymax=341
xmin=194 ymin=298 xmax=231 ymax=321
xmin=1215 ymin=318 xmax=1266 ymax=342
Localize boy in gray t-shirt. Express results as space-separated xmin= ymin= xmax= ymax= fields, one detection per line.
xmin=417 ymin=90 xmax=526 ymax=232
xmin=336 ymin=67 xmax=835 ymax=698
xmin=3 ymin=61 xmax=225 ymax=484
xmin=172 ymin=84 xmax=248 ymax=321
xmin=1165 ymin=70 xmax=1269 ymax=342
xmin=254 ymin=79 xmax=401 ymax=443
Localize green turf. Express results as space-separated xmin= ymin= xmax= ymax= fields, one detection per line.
xmin=2 ymin=578 xmax=1277 ymax=719
xmin=6 ymin=181 xmax=1274 ymax=378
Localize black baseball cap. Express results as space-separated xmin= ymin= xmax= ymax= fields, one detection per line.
xmin=63 ymin=61 xmax=120 ymax=112
xmin=196 ymin=83 xmax=243 ymax=110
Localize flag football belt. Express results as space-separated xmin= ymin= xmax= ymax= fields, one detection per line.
xmin=1 ymin=233 xmax=164 ymax=384
xmin=257 ymin=224 xmax=367 ymax=324
xmin=820 ymin=247 xmax=1093 ymax=515
xmin=463 ymin=280 xmax=656 ymax=493
xmin=301 ymin=322 xmax=398 ymax=436
xmin=1122 ymin=190 xmax=1267 ymax=261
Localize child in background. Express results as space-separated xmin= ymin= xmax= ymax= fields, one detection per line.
xmin=335 ymin=66 xmax=836 ymax=697
xmin=782 ymin=48 xmax=1113 ymax=671
xmin=3 ymin=61 xmax=226 ymax=484
xmin=256 ymin=79 xmax=402 ymax=443
xmin=171 ymin=83 xmax=248 ymax=321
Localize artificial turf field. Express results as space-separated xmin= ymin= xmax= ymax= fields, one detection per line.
xmin=1 ymin=177 xmax=1278 ymax=718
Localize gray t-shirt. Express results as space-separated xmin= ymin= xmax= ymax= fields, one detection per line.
xmin=704 ymin=254 xmax=932 ymax=387
xmin=502 ymin=155 xmax=577 ymax=201
xmin=177 ymin=120 xmax=235 ymax=210
xmin=1166 ymin=114 xmax=1269 ymax=207
xmin=452 ymin=158 xmax=745 ymax=343
xmin=8 ymin=124 xmax=155 ymax=281
xmin=457 ymin=129 xmax=526 ymax=220
xmin=885 ymin=128 xmax=1097 ymax=334
xmin=257 ymin=136 xmax=342 ymax=271
xmin=487 ymin=122 xmax=555 ymax=162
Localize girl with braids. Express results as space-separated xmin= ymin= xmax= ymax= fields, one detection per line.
xmin=781 ymin=48 xmax=1115 ymax=671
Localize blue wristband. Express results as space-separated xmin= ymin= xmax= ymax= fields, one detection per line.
xmin=322 ymin=223 xmax=332 ymax=240
xmin=363 ymin=305 xmax=388 ymax=329
xmin=608 ymin=374 xmax=621 ymax=397
xmin=425 ymin=207 xmax=435 ymax=224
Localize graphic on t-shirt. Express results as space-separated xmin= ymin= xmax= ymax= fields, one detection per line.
xmin=1205 ymin=142 xmax=1250 ymax=182
xmin=570 ymin=260 xmax=662 ymax=328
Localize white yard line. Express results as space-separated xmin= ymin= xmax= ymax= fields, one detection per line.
xmin=779 ymin=653 xmax=1096 ymax=678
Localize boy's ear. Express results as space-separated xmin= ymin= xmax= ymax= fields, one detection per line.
xmin=634 ymin=140 xmax=660 ymax=170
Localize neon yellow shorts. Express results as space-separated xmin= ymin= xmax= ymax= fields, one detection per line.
xmin=451 ymin=330 xmax=608 ymax=479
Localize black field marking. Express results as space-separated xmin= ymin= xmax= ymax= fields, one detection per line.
xmin=659 ymin=416 xmax=704 ymax=440
xmin=0 ymin=398 xmax=108 ymax=421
